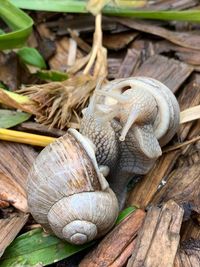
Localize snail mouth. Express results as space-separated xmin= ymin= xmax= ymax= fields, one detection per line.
xmin=62 ymin=220 xmax=97 ymax=245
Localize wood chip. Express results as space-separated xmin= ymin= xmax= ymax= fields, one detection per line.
xmin=0 ymin=213 xmax=29 ymax=257
xmin=180 ymin=105 xmax=200 ymax=124
xmin=117 ymin=48 xmax=141 ymax=78
xmin=0 ymin=142 xmax=37 ymax=192
xmin=181 ymin=219 xmax=200 ymax=242
xmin=49 ymin=37 xmax=83 ymax=71
xmin=17 ymin=122 xmax=66 ymax=137
xmin=174 ymin=240 xmax=200 ymax=267
xmin=116 ymin=18 xmax=200 ymax=51
xmin=80 ymin=209 xmax=145 ymax=267
xmin=152 ymin=163 xmax=200 ymax=214
xmin=127 ymin=200 xmax=184 ymax=267
xmin=133 ymin=55 xmax=193 ymax=93
xmin=108 ymin=57 xmax=123 ymax=79
xmin=128 ymin=74 xmax=200 ymax=209
xmin=0 ymin=173 xmax=28 ymax=212
xmin=103 ymin=32 xmax=138 ymax=50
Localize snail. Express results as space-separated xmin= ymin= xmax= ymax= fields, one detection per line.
xmin=27 ymin=128 xmax=119 ymax=245
xmin=27 ymin=76 xmax=180 ymax=245
xmin=80 ymin=77 xmax=180 ymax=207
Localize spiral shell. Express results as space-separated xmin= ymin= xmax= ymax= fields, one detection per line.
xmin=27 ymin=129 xmax=119 ymax=245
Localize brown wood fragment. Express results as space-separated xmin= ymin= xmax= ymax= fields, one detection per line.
xmin=103 ymin=32 xmax=138 ymax=50
xmin=108 ymin=57 xmax=123 ymax=79
xmin=117 ymin=48 xmax=141 ymax=78
xmin=80 ymin=209 xmax=145 ymax=267
xmin=0 ymin=142 xmax=37 ymax=192
xmin=134 ymin=55 xmax=193 ymax=93
xmin=133 ymin=39 xmax=200 ymax=66
xmin=152 ymin=163 xmax=200 ymax=214
xmin=109 ymin=239 xmax=136 ymax=267
xmin=0 ymin=173 xmax=28 ymax=212
xmin=68 ymin=29 xmax=91 ymax=53
xmin=128 ymin=74 xmax=200 ymax=209
xmin=0 ymin=213 xmax=29 ymax=257
xmin=127 ymin=200 xmax=184 ymax=267
xmin=49 ymin=37 xmax=83 ymax=71
xmin=17 ymin=122 xmax=66 ymax=137
xmin=181 ymin=219 xmax=200 ymax=242
xmin=116 ymin=18 xmax=200 ymax=51
xmin=174 ymin=240 xmax=200 ymax=267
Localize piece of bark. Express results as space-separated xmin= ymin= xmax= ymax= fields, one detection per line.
xmin=109 ymin=239 xmax=136 ymax=267
xmin=80 ymin=209 xmax=145 ymax=267
xmin=127 ymin=200 xmax=184 ymax=267
xmin=0 ymin=173 xmax=28 ymax=212
xmin=178 ymin=76 xmax=200 ymax=141
xmin=108 ymin=57 xmax=123 ymax=79
xmin=174 ymin=120 xmax=200 ymax=168
xmin=133 ymin=39 xmax=200 ymax=66
xmin=174 ymin=239 xmax=200 ymax=267
xmin=0 ymin=142 xmax=37 ymax=192
xmin=133 ymin=55 xmax=193 ymax=93
xmin=49 ymin=37 xmax=83 ymax=71
xmin=116 ymin=18 xmax=200 ymax=51
xmin=117 ymin=48 xmax=141 ymax=78
xmin=68 ymin=29 xmax=91 ymax=53
xmin=152 ymin=163 xmax=200 ymax=215
xmin=0 ymin=213 xmax=29 ymax=257
xmin=128 ymin=74 xmax=200 ymax=209
xmin=181 ymin=219 xmax=200 ymax=242
xmin=103 ymin=32 xmax=138 ymax=50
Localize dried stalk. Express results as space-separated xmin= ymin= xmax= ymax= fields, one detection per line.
xmin=17 ymin=12 xmax=107 ymax=129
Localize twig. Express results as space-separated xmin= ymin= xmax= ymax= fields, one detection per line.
xmin=163 ymin=135 xmax=200 ymax=153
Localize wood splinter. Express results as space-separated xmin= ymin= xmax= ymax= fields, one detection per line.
xmin=80 ymin=209 xmax=145 ymax=267
xmin=127 ymin=200 xmax=184 ymax=267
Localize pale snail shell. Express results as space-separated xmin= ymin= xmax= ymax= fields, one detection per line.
xmin=27 ymin=128 xmax=119 ymax=245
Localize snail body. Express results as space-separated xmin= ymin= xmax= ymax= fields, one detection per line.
xmin=80 ymin=77 xmax=180 ymax=206
xmin=27 ymin=128 xmax=119 ymax=245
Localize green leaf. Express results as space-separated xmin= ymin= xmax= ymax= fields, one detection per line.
xmin=115 ymin=206 xmax=137 ymax=225
xmin=0 ymin=228 xmax=91 ymax=267
xmin=0 ymin=207 xmax=137 ymax=266
xmin=0 ymin=29 xmax=5 ymax=35
xmin=10 ymin=0 xmax=200 ymax=23
xmin=17 ymin=47 xmax=47 ymax=69
xmin=0 ymin=0 xmax=33 ymax=50
xmin=11 ymin=0 xmax=87 ymax=13
xmin=0 ymin=110 xmax=31 ymax=128
xmin=37 ymin=70 xmax=68 ymax=81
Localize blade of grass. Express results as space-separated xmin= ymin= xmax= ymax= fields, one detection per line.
xmin=17 ymin=47 xmax=47 ymax=69
xmin=0 ymin=0 xmax=33 ymax=50
xmin=10 ymin=0 xmax=200 ymax=23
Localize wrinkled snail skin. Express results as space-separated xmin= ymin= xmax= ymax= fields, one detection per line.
xmin=27 ymin=128 xmax=119 ymax=245
xmin=80 ymin=77 xmax=180 ymax=207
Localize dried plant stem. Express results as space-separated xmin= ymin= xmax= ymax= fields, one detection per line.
xmin=163 ymin=135 xmax=200 ymax=153
xmin=83 ymin=13 xmax=102 ymax=75
xmin=180 ymin=105 xmax=200 ymax=123
xmin=0 ymin=128 xmax=55 ymax=147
